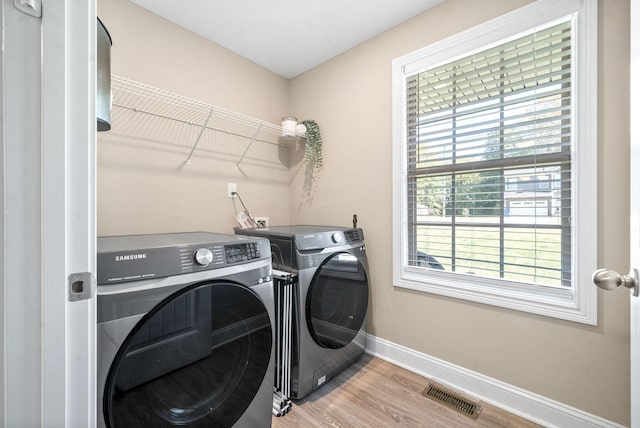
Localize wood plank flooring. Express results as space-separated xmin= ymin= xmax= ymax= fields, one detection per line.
xmin=272 ymin=354 xmax=541 ymax=428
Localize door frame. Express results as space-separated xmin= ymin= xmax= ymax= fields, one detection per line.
xmin=1 ymin=0 xmax=97 ymax=426
xmin=630 ymin=0 xmax=639 ymax=426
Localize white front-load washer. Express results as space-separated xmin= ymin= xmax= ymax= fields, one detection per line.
xmin=97 ymin=232 xmax=274 ymax=428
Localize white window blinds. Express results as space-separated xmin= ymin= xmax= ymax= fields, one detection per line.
xmin=406 ymin=20 xmax=572 ymax=288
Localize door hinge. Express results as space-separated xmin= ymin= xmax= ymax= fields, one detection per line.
xmin=14 ymin=0 xmax=41 ymax=18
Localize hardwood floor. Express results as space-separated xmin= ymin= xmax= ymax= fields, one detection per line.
xmin=272 ymin=354 xmax=541 ymax=428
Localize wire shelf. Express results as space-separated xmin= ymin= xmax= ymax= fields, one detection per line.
xmin=110 ymin=75 xmax=286 ymax=165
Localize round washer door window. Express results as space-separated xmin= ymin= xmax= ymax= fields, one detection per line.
xmin=306 ymin=252 xmax=369 ymax=349
xmin=103 ymin=281 xmax=272 ymax=428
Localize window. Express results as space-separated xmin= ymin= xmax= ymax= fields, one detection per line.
xmin=392 ymin=0 xmax=597 ymax=324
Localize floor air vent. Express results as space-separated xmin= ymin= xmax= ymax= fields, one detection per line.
xmin=422 ymin=382 xmax=481 ymax=419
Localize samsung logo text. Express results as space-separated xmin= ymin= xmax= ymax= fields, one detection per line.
xmin=115 ymin=254 xmax=147 ymax=262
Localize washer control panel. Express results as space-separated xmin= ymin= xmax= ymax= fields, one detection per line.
xmin=181 ymin=242 xmax=261 ymax=272
xmin=97 ymin=233 xmax=269 ymax=285
xmin=225 ymin=242 xmax=261 ymax=264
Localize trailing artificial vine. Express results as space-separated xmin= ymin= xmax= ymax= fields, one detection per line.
xmin=299 ymin=119 xmax=323 ymax=204
xmin=301 ymin=119 xmax=323 ymax=173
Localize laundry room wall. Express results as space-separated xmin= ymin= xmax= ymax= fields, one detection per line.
xmin=97 ymin=0 xmax=291 ymax=236
xmin=289 ymin=0 xmax=630 ymax=425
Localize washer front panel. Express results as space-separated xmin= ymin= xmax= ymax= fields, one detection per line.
xmin=102 ymin=280 xmax=272 ymax=428
xmin=97 ymin=233 xmax=275 ymax=428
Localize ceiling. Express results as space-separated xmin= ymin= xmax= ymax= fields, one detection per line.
xmin=130 ymin=0 xmax=444 ymax=79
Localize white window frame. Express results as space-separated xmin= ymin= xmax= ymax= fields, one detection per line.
xmin=392 ymin=0 xmax=598 ymax=325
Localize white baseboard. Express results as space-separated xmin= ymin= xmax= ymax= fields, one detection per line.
xmin=365 ymin=334 xmax=625 ymax=428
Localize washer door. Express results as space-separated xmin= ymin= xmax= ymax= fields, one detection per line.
xmin=103 ymin=281 xmax=272 ymax=428
xmin=306 ymin=252 xmax=369 ymax=349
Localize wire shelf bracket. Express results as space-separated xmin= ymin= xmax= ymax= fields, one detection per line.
xmin=236 ymin=124 xmax=263 ymax=168
xmin=185 ymin=108 xmax=214 ymax=165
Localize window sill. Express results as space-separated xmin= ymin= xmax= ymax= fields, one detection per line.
xmin=394 ymin=267 xmax=597 ymax=325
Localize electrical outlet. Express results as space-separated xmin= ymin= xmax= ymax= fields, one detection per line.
xmin=228 ymin=183 xmax=237 ymax=198
xmin=255 ymin=217 xmax=269 ymax=228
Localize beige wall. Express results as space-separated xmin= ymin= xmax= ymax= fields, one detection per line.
xmin=290 ymin=0 xmax=630 ymax=425
xmin=95 ymin=0 xmax=631 ymax=424
xmin=97 ymin=0 xmax=292 ymax=236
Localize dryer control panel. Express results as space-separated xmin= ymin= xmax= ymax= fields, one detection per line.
xmin=179 ymin=242 xmax=261 ymax=272
xmin=97 ymin=232 xmax=269 ymax=285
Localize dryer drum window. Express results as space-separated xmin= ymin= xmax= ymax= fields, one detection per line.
xmin=306 ymin=252 xmax=369 ymax=349
xmin=103 ymin=281 xmax=272 ymax=428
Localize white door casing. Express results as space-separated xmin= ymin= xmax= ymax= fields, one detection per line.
xmin=596 ymin=0 xmax=640 ymax=425
xmin=630 ymin=0 xmax=639 ymax=425
xmin=2 ymin=0 xmax=97 ymax=426
xmin=2 ymin=1 xmax=43 ymax=425
xmin=42 ymin=1 xmax=98 ymax=426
